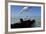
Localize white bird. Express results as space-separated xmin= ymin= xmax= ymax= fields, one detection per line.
xmin=23 ymin=7 xmax=28 ymax=10
xmin=17 ymin=7 xmax=28 ymax=14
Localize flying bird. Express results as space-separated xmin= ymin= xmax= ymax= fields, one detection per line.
xmin=15 ymin=6 xmax=32 ymax=16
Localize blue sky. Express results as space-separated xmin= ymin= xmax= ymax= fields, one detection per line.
xmin=11 ymin=5 xmax=41 ymax=17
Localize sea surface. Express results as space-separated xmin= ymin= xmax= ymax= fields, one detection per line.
xmin=11 ymin=16 xmax=41 ymax=27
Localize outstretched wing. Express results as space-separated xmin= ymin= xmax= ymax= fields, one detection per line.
xmin=17 ymin=6 xmax=32 ymax=14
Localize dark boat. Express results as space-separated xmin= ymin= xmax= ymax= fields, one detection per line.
xmin=11 ymin=18 xmax=35 ymax=28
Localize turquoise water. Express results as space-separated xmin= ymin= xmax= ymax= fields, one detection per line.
xmin=11 ymin=16 xmax=41 ymax=27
